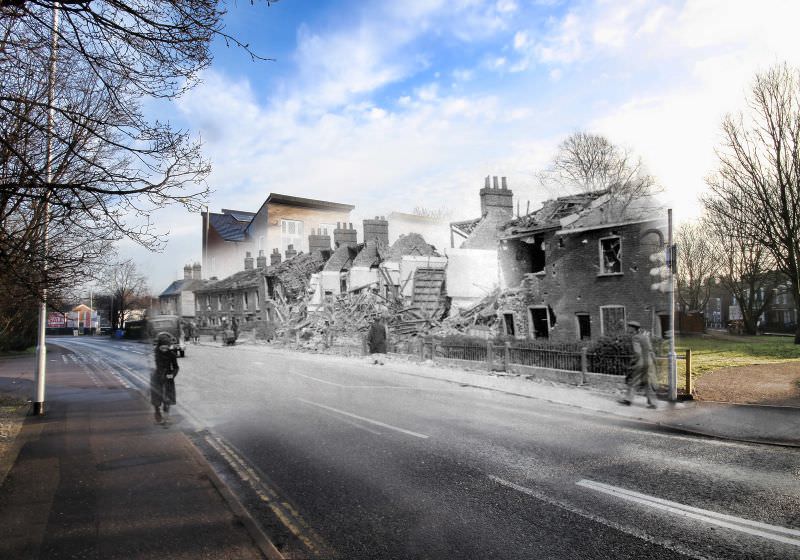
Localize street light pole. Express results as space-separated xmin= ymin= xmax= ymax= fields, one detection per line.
xmin=33 ymin=2 xmax=60 ymax=416
xmin=667 ymin=208 xmax=677 ymax=401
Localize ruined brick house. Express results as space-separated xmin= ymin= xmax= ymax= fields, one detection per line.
xmin=193 ymin=243 xmax=327 ymax=330
xmin=496 ymin=191 xmax=668 ymax=342
xmin=202 ymin=193 xmax=354 ymax=281
xmin=312 ymin=217 xmax=445 ymax=311
xmin=447 ymin=176 xmax=513 ymax=309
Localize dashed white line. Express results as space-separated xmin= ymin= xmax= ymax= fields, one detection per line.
xmin=577 ymin=479 xmax=800 ymax=547
xmin=298 ymin=398 xmax=429 ymax=439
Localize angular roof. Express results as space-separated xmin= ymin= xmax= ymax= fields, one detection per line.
xmin=323 ymin=243 xmax=360 ymax=272
xmin=265 ymin=193 xmax=355 ymax=212
xmin=221 ymin=208 xmax=256 ymax=222
xmin=209 ymin=212 xmax=250 ymax=242
xmin=194 ymin=268 xmax=261 ymax=293
xmin=386 ymin=233 xmax=440 ymax=262
xmin=160 ymin=278 xmax=208 ymax=297
xmin=353 ymin=237 xmax=391 ymax=268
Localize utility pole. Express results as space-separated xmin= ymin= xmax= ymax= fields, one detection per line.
xmin=33 ymin=3 xmax=60 ymax=416
xmin=667 ymin=209 xmax=677 ymax=401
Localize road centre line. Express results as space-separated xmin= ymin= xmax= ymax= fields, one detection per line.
xmin=290 ymin=371 xmax=410 ymax=389
xmin=577 ymin=479 xmax=800 ymax=547
xmin=488 ymin=475 xmax=712 ymax=560
xmin=298 ymin=398 xmax=430 ymax=439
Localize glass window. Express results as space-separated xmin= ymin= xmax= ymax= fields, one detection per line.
xmin=600 ymin=305 xmax=626 ymax=335
xmin=281 ymin=219 xmax=304 ymax=253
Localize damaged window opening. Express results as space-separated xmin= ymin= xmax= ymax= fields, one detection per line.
xmin=503 ymin=313 xmax=515 ymax=336
xmin=529 ymin=307 xmax=549 ymax=339
xmin=576 ymin=313 xmax=591 ymax=340
xmin=599 ymin=236 xmax=622 ymax=274
xmin=527 ymin=234 xmax=546 ymax=274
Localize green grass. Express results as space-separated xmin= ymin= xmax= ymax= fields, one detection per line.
xmin=675 ymin=333 xmax=800 ymax=377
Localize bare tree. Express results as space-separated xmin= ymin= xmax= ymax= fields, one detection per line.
xmin=99 ymin=259 xmax=150 ymax=329
xmin=703 ymin=63 xmax=800 ymax=343
xmin=412 ymin=206 xmax=452 ymax=220
xmin=675 ymin=221 xmax=717 ymax=314
xmin=704 ymin=211 xmax=776 ymax=334
xmin=539 ymin=132 xmax=657 ymax=199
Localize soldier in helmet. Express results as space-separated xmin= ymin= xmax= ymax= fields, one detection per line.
xmin=151 ymin=332 xmax=179 ymax=423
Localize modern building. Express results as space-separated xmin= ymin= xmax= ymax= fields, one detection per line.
xmin=202 ymin=194 xmax=354 ymax=281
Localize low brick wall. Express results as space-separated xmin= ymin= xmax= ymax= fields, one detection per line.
xmin=507 ymin=364 xmax=582 ymax=385
xmin=584 ymin=371 xmax=627 ymax=391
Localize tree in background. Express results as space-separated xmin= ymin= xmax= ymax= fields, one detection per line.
xmin=98 ymin=260 xmax=150 ymax=330
xmin=675 ymin=221 xmax=716 ymax=314
xmin=539 ymin=132 xmax=657 ymax=199
xmin=703 ymin=63 xmax=800 ymax=343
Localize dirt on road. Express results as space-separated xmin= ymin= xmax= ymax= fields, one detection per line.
xmin=694 ymin=361 xmax=800 ymax=407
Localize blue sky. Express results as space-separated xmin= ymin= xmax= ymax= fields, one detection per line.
xmin=130 ymin=0 xmax=800 ymax=291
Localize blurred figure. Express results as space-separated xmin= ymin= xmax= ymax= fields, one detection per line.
xmin=151 ymin=332 xmax=179 ymax=423
xmin=367 ymin=314 xmax=389 ymax=365
xmin=619 ymin=321 xmax=657 ymax=409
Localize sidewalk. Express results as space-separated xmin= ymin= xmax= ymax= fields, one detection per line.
xmin=0 ymin=351 xmax=279 ymax=560
xmin=377 ymin=354 xmax=800 ymax=447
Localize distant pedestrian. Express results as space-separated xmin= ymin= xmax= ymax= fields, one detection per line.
xmin=619 ymin=321 xmax=657 ymax=409
xmin=151 ymin=332 xmax=179 ymax=423
xmin=189 ymin=321 xmax=198 ymax=344
xmin=367 ymin=314 xmax=389 ymax=365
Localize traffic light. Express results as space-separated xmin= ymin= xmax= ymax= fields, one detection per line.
xmin=649 ymin=245 xmax=674 ymax=292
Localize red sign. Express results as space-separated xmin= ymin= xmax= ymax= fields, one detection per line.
xmin=47 ymin=313 xmax=66 ymax=328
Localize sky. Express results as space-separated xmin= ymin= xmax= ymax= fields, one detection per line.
xmin=126 ymin=0 xmax=800 ymax=293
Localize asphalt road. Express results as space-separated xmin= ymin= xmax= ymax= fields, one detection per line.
xmin=51 ymin=337 xmax=800 ymax=560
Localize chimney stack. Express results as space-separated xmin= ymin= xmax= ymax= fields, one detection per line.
xmin=256 ymin=250 xmax=267 ymax=269
xmin=333 ymin=222 xmax=358 ymax=248
xmin=270 ymin=248 xmax=282 ymax=266
xmin=192 ymin=262 xmax=202 ymax=280
xmin=285 ymin=244 xmax=297 ymax=260
xmin=479 ymin=174 xmax=514 ymax=218
xmin=362 ymin=215 xmax=389 ymax=247
xmin=183 ymin=264 xmax=192 ymax=280
xmin=308 ymin=227 xmax=332 ymax=255
xmin=244 ymin=251 xmax=254 ymax=270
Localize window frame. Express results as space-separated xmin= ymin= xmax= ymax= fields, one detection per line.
xmin=599 ymin=305 xmax=626 ymax=335
xmin=598 ymin=235 xmax=623 ymax=276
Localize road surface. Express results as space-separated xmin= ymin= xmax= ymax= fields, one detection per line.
xmin=50 ymin=336 xmax=800 ymax=559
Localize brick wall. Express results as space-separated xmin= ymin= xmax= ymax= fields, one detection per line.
xmin=497 ymin=221 xmax=667 ymax=342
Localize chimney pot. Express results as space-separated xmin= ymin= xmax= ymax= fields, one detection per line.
xmin=485 ymin=175 xmax=490 ymax=189
xmin=493 ymin=176 xmax=499 ymax=189
xmin=502 ymin=176 xmax=507 ymax=190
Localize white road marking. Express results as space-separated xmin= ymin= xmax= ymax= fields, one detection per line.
xmin=577 ymin=479 xmax=800 ymax=547
xmin=291 ymin=371 xmax=409 ymax=389
xmin=128 ymin=349 xmax=145 ymax=355
xmin=489 ymin=475 xmax=712 ymax=560
xmin=298 ymin=398 xmax=430 ymax=439
xmin=61 ymin=355 xmax=68 ymax=363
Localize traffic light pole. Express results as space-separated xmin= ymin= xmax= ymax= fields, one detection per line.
xmin=667 ymin=209 xmax=677 ymax=401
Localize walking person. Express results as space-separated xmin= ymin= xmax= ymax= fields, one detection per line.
xmin=619 ymin=321 xmax=658 ymax=409
xmin=367 ymin=313 xmax=389 ymax=365
xmin=151 ymin=332 xmax=179 ymax=423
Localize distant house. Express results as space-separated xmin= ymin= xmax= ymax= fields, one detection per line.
xmin=202 ymin=194 xmax=354 ymax=281
xmin=158 ymin=263 xmax=207 ymax=318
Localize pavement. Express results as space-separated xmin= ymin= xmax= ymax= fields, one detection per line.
xmin=370 ymin=352 xmax=800 ymax=447
xmin=0 ymin=339 xmax=797 ymax=559
xmin=0 ymin=349 xmax=280 ymax=560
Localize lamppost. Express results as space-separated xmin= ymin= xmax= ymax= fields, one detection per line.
xmin=33 ymin=2 xmax=60 ymax=416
